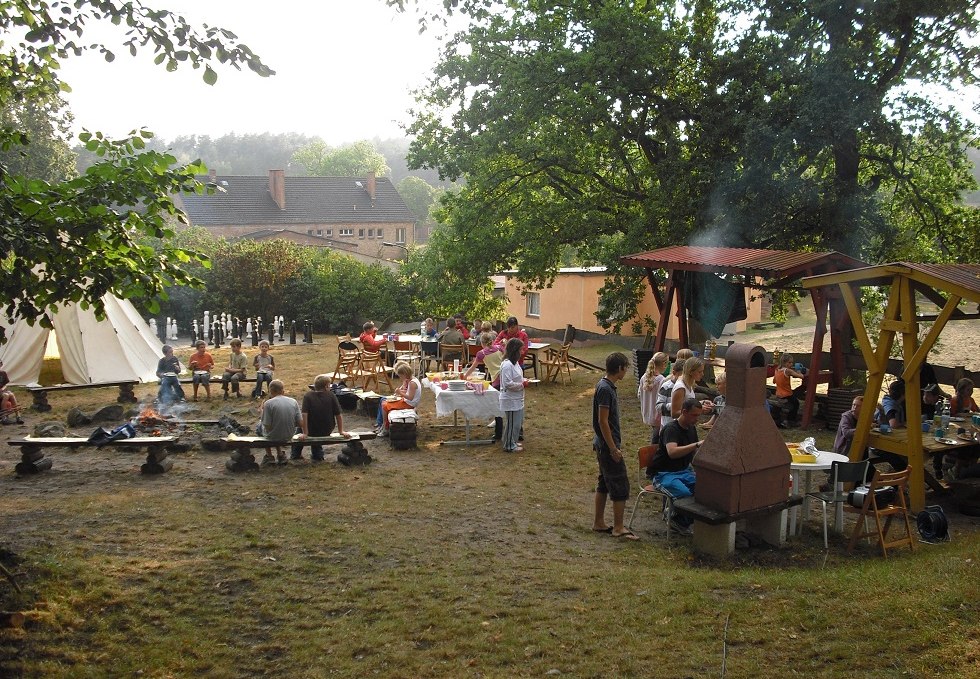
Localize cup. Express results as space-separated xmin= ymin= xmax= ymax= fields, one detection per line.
xmin=879 ymin=423 xmax=891 ymax=434
xmin=934 ymin=427 xmax=944 ymax=440
xmin=973 ymin=414 xmax=980 ymax=428
xmin=922 ymin=421 xmax=931 ymax=433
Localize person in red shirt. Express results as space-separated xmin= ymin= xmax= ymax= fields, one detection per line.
xmin=359 ymin=321 xmax=387 ymax=352
xmin=493 ymin=316 xmax=529 ymax=359
xmin=453 ymin=315 xmax=470 ymax=341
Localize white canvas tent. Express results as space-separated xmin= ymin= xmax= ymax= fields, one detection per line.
xmin=0 ymin=295 xmax=163 ymax=385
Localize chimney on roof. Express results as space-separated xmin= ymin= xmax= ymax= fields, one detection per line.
xmin=366 ymin=171 xmax=376 ymax=204
xmin=268 ymin=169 xmax=286 ymax=210
xmin=208 ymin=168 xmax=216 ymax=183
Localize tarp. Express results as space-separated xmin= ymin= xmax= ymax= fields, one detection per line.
xmin=684 ymin=272 xmax=748 ymax=338
xmin=0 ymin=295 xmax=163 ymax=385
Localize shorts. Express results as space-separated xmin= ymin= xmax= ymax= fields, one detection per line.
xmin=595 ymin=446 xmax=630 ymax=502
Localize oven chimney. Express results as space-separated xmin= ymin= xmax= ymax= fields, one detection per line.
xmin=692 ymin=343 xmax=791 ymax=514
xmin=268 ymin=169 xmax=286 ymax=210
xmin=208 ymin=168 xmax=217 ymax=183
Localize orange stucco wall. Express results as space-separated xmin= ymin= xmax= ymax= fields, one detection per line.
xmin=502 ymin=271 xmax=763 ymax=339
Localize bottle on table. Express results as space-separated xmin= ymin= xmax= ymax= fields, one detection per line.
xmin=941 ymin=401 xmax=951 ymax=431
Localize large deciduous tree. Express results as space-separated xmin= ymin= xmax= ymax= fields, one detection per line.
xmin=0 ymin=0 xmax=272 ymax=340
xmin=390 ymin=0 xmax=979 ymax=330
xmin=292 ymin=140 xmax=391 ymax=177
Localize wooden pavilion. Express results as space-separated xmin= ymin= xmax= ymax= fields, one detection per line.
xmin=802 ymin=262 xmax=980 ymax=511
xmin=620 ymin=246 xmax=866 ymax=427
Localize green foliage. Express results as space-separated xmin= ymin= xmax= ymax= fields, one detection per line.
xmin=396 ymin=175 xmax=442 ymax=226
xmin=292 ymin=140 xmax=391 ymax=177
xmin=284 ymin=250 xmax=415 ymax=333
xmin=201 ymin=239 xmax=309 ymax=323
xmin=391 ymin=0 xmax=980 ymax=332
xmin=0 ymin=0 xmax=272 ymax=339
xmin=0 ymin=91 xmax=76 ymax=182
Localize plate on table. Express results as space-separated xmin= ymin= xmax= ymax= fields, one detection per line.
xmin=193 ymin=370 xmax=209 ymax=376
xmin=958 ymin=433 xmax=977 ymax=442
xmin=161 ymin=372 xmax=177 ymax=377
xmin=936 ymin=437 xmax=958 ymax=445
xmin=256 ymin=369 xmax=271 ymax=374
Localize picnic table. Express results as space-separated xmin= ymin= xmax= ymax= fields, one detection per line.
xmin=424 ymin=379 xmax=500 ymax=446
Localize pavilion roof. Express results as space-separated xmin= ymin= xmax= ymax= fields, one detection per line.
xmin=620 ymin=246 xmax=865 ymax=286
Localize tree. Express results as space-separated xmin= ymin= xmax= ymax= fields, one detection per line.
xmin=0 ymin=0 xmax=272 ymax=339
xmin=292 ymin=140 xmax=391 ymax=177
xmin=396 ymin=175 xmax=442 ymax=236
xmin=0 ymin=92 xmax=75 ymax=182
xmin=390 ymin=0 xmax=980 ymax=329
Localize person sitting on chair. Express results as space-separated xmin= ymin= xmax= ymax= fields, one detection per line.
xmin=493 ymin=316 xmax=529 ymax=360
xmin=438 ymin=319 xmax=465 ymax=366
xmin=359 ymin=321 xmax=387 ymax=353
xmin=951 ymin=378 xmax=979 ymax=415
xmin=772 ymin=353 xmax=806 ymax=428
xmin=648 ymin=397 xmax=704 ymax=535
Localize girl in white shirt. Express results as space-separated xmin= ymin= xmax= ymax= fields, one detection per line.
xmin=638 ymin=352 xmax=668 ymax=442
xmin=498 ymin=337 xmax=527 ymax=452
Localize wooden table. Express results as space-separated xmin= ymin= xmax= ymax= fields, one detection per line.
xmin=525 ymin=342 xmax=551 ymax=379
xmin=868 ymin=427 xmax=979 ymax=493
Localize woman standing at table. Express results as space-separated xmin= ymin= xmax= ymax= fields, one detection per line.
xmin=498 ymin=337 xmax=527 ymax=453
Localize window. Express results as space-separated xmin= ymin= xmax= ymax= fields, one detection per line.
xmin=395 ymin=227 xmax=406 ymax=244
xmin=526 ymin=292 xmax=541 ymax=318
xmin=358 ymin=228 xmax=365 ymax=239
xmin=368 ymin=228 xmax=374 ymax=238
xmin=376 ymin=228 xmax=383 ymax=239
xmin=339 ymin=228 xmax=353 ymax=236
xmin=326 ymin=228 xmax=332 ymax=236
xmin=307 ymin=229 xmax=314 ymax=236
xmin=316 ymin=229 xmax=323 ymax=236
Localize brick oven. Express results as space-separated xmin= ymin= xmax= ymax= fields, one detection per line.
xmin=693 ymin=343 xmax=790 ymax=513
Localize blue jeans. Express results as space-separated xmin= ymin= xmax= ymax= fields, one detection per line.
xmin=253 ymin=372 xmax=273 ymax=397
xmin=654 ymin=468 xmax=696 ymax=526
xmin=157 ymin=375 xmax=185 ymax=403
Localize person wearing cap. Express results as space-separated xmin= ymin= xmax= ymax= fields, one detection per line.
xmin=921 ymin=383 xmax=947 ymax=421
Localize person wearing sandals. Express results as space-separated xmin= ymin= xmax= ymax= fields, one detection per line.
xmin=592 ymin=352 xmax=638 ymax=540
xmin=0 ymin=360 xmax=23 ymax=424
xmin=498 ymin=337 xmax=527 ymax=453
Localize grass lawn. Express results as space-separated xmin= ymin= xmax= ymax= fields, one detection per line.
xmin=1 ymin=340 xmax=978 ymax=677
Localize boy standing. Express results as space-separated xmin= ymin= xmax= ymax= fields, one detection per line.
xmin=188 ymin=340 xmax=215 ymax=401
xmin=221 ymin=338 xmax=248 ymax=399
xmin=592 ymin=352 xmax=637 ymax=540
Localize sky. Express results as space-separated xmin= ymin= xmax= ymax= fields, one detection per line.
xmin=58 ymin=1 xmax=445 ymax=145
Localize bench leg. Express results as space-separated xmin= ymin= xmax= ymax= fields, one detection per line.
xmin=117 ymin=384 xmax=137 ymax=404
xmin=744 ymin=510 xmax=788 ymax=547
xmin=692 ymin=521 xmax=736 ymax=558
xmin=226 ymin=446 xmax=260 ymax=472
xmin=14 ymin=445 xmax=53 ymax=474
xmin=30 ymin=391 xmax=51 ymax=412
xmin=337 ymin=440 xmax=372 ymax=466
xmin=140 ymin=444 xmax=174 ymax=474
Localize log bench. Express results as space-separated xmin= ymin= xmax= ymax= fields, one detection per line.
xmin=673 ymin=495 xmax=803 ymax=558
xmin=27 ymin=380 xmax=139 ymax=412
xmin=8 ymin=436 xmax=179 ymax=475
xmin=217 ymin=431 xmax=378 ymax=471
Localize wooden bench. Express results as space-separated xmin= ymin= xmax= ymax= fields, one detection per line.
xmin=27 ymin=380 xmax=139 ymax=412
xmin=673 ymin=495 xmax=803 ymax=557
xmin=218 ymin=431 xmax=378 ymax=471
xmin=8 ymin=435 xmax=179 ymax=475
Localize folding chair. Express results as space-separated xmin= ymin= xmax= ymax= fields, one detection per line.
xmin=626 ymin=445 xmax=677 ymax=540
xmin=354 ymin=350 xmax=394 ymax=393
xmin=419 ymin=340 xmax=440 ymax=373
xmin=847 ymin=468 xmax=915 ymax=557
xmin=331 ymin=341 xmax=360 ymax=385
xmin=805 ymin=460 xmax=870 ymax=549
xmin=540 ymin=343 xmax=572 ymax=384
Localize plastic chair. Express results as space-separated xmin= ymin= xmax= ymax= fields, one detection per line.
xmin=847 ymin=468 xmax=915 ymax=557
xmin=804 ymin=459 xmax=870 ymax=549
xmin=626 ymin=445 xmax=677 ymax=540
